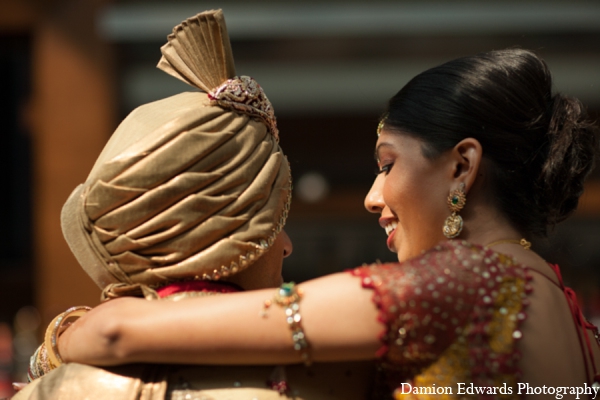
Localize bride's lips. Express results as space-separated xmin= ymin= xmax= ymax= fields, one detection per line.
xmin=379 ymin=218 xmax=398 ymax=253
xmin=386 ymin=229 xmax=397 ymax=252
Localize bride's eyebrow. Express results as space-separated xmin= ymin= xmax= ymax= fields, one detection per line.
xmin=374 ymin=142 xmax=394 ymax=160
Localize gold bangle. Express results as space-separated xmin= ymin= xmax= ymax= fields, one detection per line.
xmin=43 ymin=306 xmax=91 ymax=369
xmin=27 ymin=343 xmax=51 ymax=382
xmin=263 ymin=283 xmax=311 ymax=366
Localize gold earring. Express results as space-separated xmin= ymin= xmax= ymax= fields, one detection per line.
xmin=443 ymin=183 xmax=466 ymax=239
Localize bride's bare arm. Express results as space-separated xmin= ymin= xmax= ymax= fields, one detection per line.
xmin=58 ymin=272 xmax=382 ymax=366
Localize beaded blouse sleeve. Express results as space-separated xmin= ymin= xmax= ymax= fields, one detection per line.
xmin=350 ymin=241 xmax=500 ymax=371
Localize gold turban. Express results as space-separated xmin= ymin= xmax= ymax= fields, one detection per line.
xmin=60 ymin=10 xmax=291 ymax=299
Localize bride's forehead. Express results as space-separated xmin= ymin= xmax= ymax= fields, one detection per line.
xmin=376 ymin=131 xmax=421 ymax=149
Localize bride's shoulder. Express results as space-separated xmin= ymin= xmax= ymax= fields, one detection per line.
xmin=351 ymin=239 xmax=525 ymax=292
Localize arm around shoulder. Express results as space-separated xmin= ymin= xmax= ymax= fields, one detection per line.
xmin=59 ymin=272 xmax=383 ymax=366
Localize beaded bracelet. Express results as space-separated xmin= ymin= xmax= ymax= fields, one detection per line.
xmin=28 ymin=306 xmax=91 ymax=381
xmin=27 ymin=343 xmax=51 ymax=382
xmin=26 ymin=305 xmax=92 ymax=382
xmin=262 ymin=282 xmax=311 ymax=366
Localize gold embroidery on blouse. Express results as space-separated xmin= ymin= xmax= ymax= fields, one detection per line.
xmin=356 ymin=242 xmax=529 ymax=400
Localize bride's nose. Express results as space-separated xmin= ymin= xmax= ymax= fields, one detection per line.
xmin=364 ymin=174 xmax=385 ymax=214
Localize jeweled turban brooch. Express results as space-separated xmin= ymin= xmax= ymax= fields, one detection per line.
xmin=209 ymin=76 xmax=279 ymax=140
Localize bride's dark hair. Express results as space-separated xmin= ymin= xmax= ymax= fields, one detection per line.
xmin=383 ymin=48 xmax=599 ymax=237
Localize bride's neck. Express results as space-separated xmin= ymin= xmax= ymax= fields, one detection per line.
xmin=460 ymin=197 xmax=525 ymax=248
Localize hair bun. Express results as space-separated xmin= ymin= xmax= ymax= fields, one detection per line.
xmin=538 ymin=94 xmax=599 ymax=225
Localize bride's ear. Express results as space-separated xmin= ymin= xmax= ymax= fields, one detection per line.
xmin=450 ymin=138 xmax=483 ymax=192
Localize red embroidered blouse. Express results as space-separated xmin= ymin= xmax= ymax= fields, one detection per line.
xmin=351 ymin=240 xmax=599 ymax=399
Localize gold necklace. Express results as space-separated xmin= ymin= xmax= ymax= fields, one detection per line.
xmin=485 ymin=238 xmax=531 ymax=250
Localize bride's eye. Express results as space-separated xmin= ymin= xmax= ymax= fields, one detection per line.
xmin=375 ymin=164 xmax=393 ymax=175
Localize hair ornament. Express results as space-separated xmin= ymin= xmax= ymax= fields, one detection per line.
xmin=377 ymin=114 xmax=388 ymax=137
